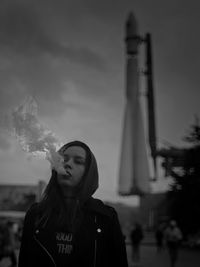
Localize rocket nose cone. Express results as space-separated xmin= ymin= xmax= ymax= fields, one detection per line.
xmin=126 ymin=12 xmax=138 ymax=36
xmin=127 ymin=12 xmax=136 ymax=23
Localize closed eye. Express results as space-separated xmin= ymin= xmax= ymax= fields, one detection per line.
xmin=74 ymin=157 xmax=86 ymax=165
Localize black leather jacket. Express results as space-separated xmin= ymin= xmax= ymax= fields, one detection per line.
xmin=18 ymin=198 xmax=128 ymax=267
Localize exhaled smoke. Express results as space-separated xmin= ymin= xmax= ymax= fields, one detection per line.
xmin=11 ymin=96 xmax=66 ymax=174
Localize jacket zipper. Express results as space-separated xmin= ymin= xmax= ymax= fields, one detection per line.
xmin=94 ymin=239 xmax=97 ymax=267
xmin=94 ymin=215 xmax=97 ymax=267
xmin=34 ymin=235 xmax=57 ymax=267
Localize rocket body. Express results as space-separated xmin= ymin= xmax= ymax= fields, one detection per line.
xmin=118 ymin=13 xmax=150 ymax=195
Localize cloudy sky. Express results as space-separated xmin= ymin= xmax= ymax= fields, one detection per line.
xmin=0 ymin=0 xmax=200 ymax=204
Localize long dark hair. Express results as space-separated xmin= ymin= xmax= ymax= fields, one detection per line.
xmin=35 ymin=170 xmax=65 ymax=227
xmin=36 ymin=141 xmax=92 ymax=229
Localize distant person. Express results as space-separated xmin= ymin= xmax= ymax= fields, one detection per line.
xmin=155 ymin=222 xmax=165 ymax=252
xmin=130 ymin=222 xmax=144 ymax=263
xmin=18 ymin=140 xmax=128 ymax=267
xmin=16 ymin=219 xmax=24 ymax=243
xmin=164 ymin=220 xmax=182 ymax=267
xmin=0 ymin=220 xmax=17 ymax=267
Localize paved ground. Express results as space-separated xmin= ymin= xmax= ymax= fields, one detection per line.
xmin=0 ymin=244 xmax=200 ymax=267
xmin=127 ymin=244 xmax=200 ymax=267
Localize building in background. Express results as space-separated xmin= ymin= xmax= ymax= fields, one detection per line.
xmin=0 ymin=180 xmax=46 ymax=213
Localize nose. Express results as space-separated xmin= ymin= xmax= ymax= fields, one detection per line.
xmin=64 ymin=158 xmax=73 ymax=169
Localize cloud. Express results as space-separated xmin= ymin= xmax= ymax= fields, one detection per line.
xmin=0 ymin=132 xmax=11 ymax=151
xmin=0 ymin=0 xmax=113 ymax=128
xmin=0 ymin=1 xmax=107 ymax=72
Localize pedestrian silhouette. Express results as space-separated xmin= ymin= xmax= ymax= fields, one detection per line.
xmin=0 ymin=220 xmax=17 ymax=267
xmin=164 ymin=220 xmax=182 ymax=267
xmin=155 ymin=222 xmax=165 ymax=252
xmin=130 ymin=222 xmax=144 ymax=264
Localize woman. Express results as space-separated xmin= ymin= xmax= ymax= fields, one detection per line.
xmin=18 ymin=140 xmax=128 ymax=267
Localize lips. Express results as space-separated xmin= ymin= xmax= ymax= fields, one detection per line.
xmin=65 ymin=170 xmax=72 ymax=177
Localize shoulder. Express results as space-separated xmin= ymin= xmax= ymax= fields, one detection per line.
xmin=24 ymin=202 xmax=39 ymax=223
xmin=20 ymin=202 xmax=40 ymax=233
xmin=85 ymin=197 xmax=118 ymax=219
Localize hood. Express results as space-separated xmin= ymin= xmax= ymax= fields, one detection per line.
xmin=58 ymin=141 xmax=99 ymax=204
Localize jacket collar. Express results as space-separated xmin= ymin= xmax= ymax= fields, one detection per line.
xmin=84 ymin=197 xmax=114 ymax=218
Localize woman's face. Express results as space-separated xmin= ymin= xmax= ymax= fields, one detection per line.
xmin=57 ymin=146 xmax=87 ymax=187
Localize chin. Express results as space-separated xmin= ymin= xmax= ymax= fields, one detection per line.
xmin=61 ymin=181 xmax=79 ymax=188
xmin=60 ymin=180 xmax=71 ymax=186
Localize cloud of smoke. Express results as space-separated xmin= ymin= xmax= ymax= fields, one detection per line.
xmin=11 ymin=96 xmax=66 ymax=174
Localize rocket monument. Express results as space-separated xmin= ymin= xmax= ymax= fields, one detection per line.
xmin=118 ymin=13 xmax=150 ymax=196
